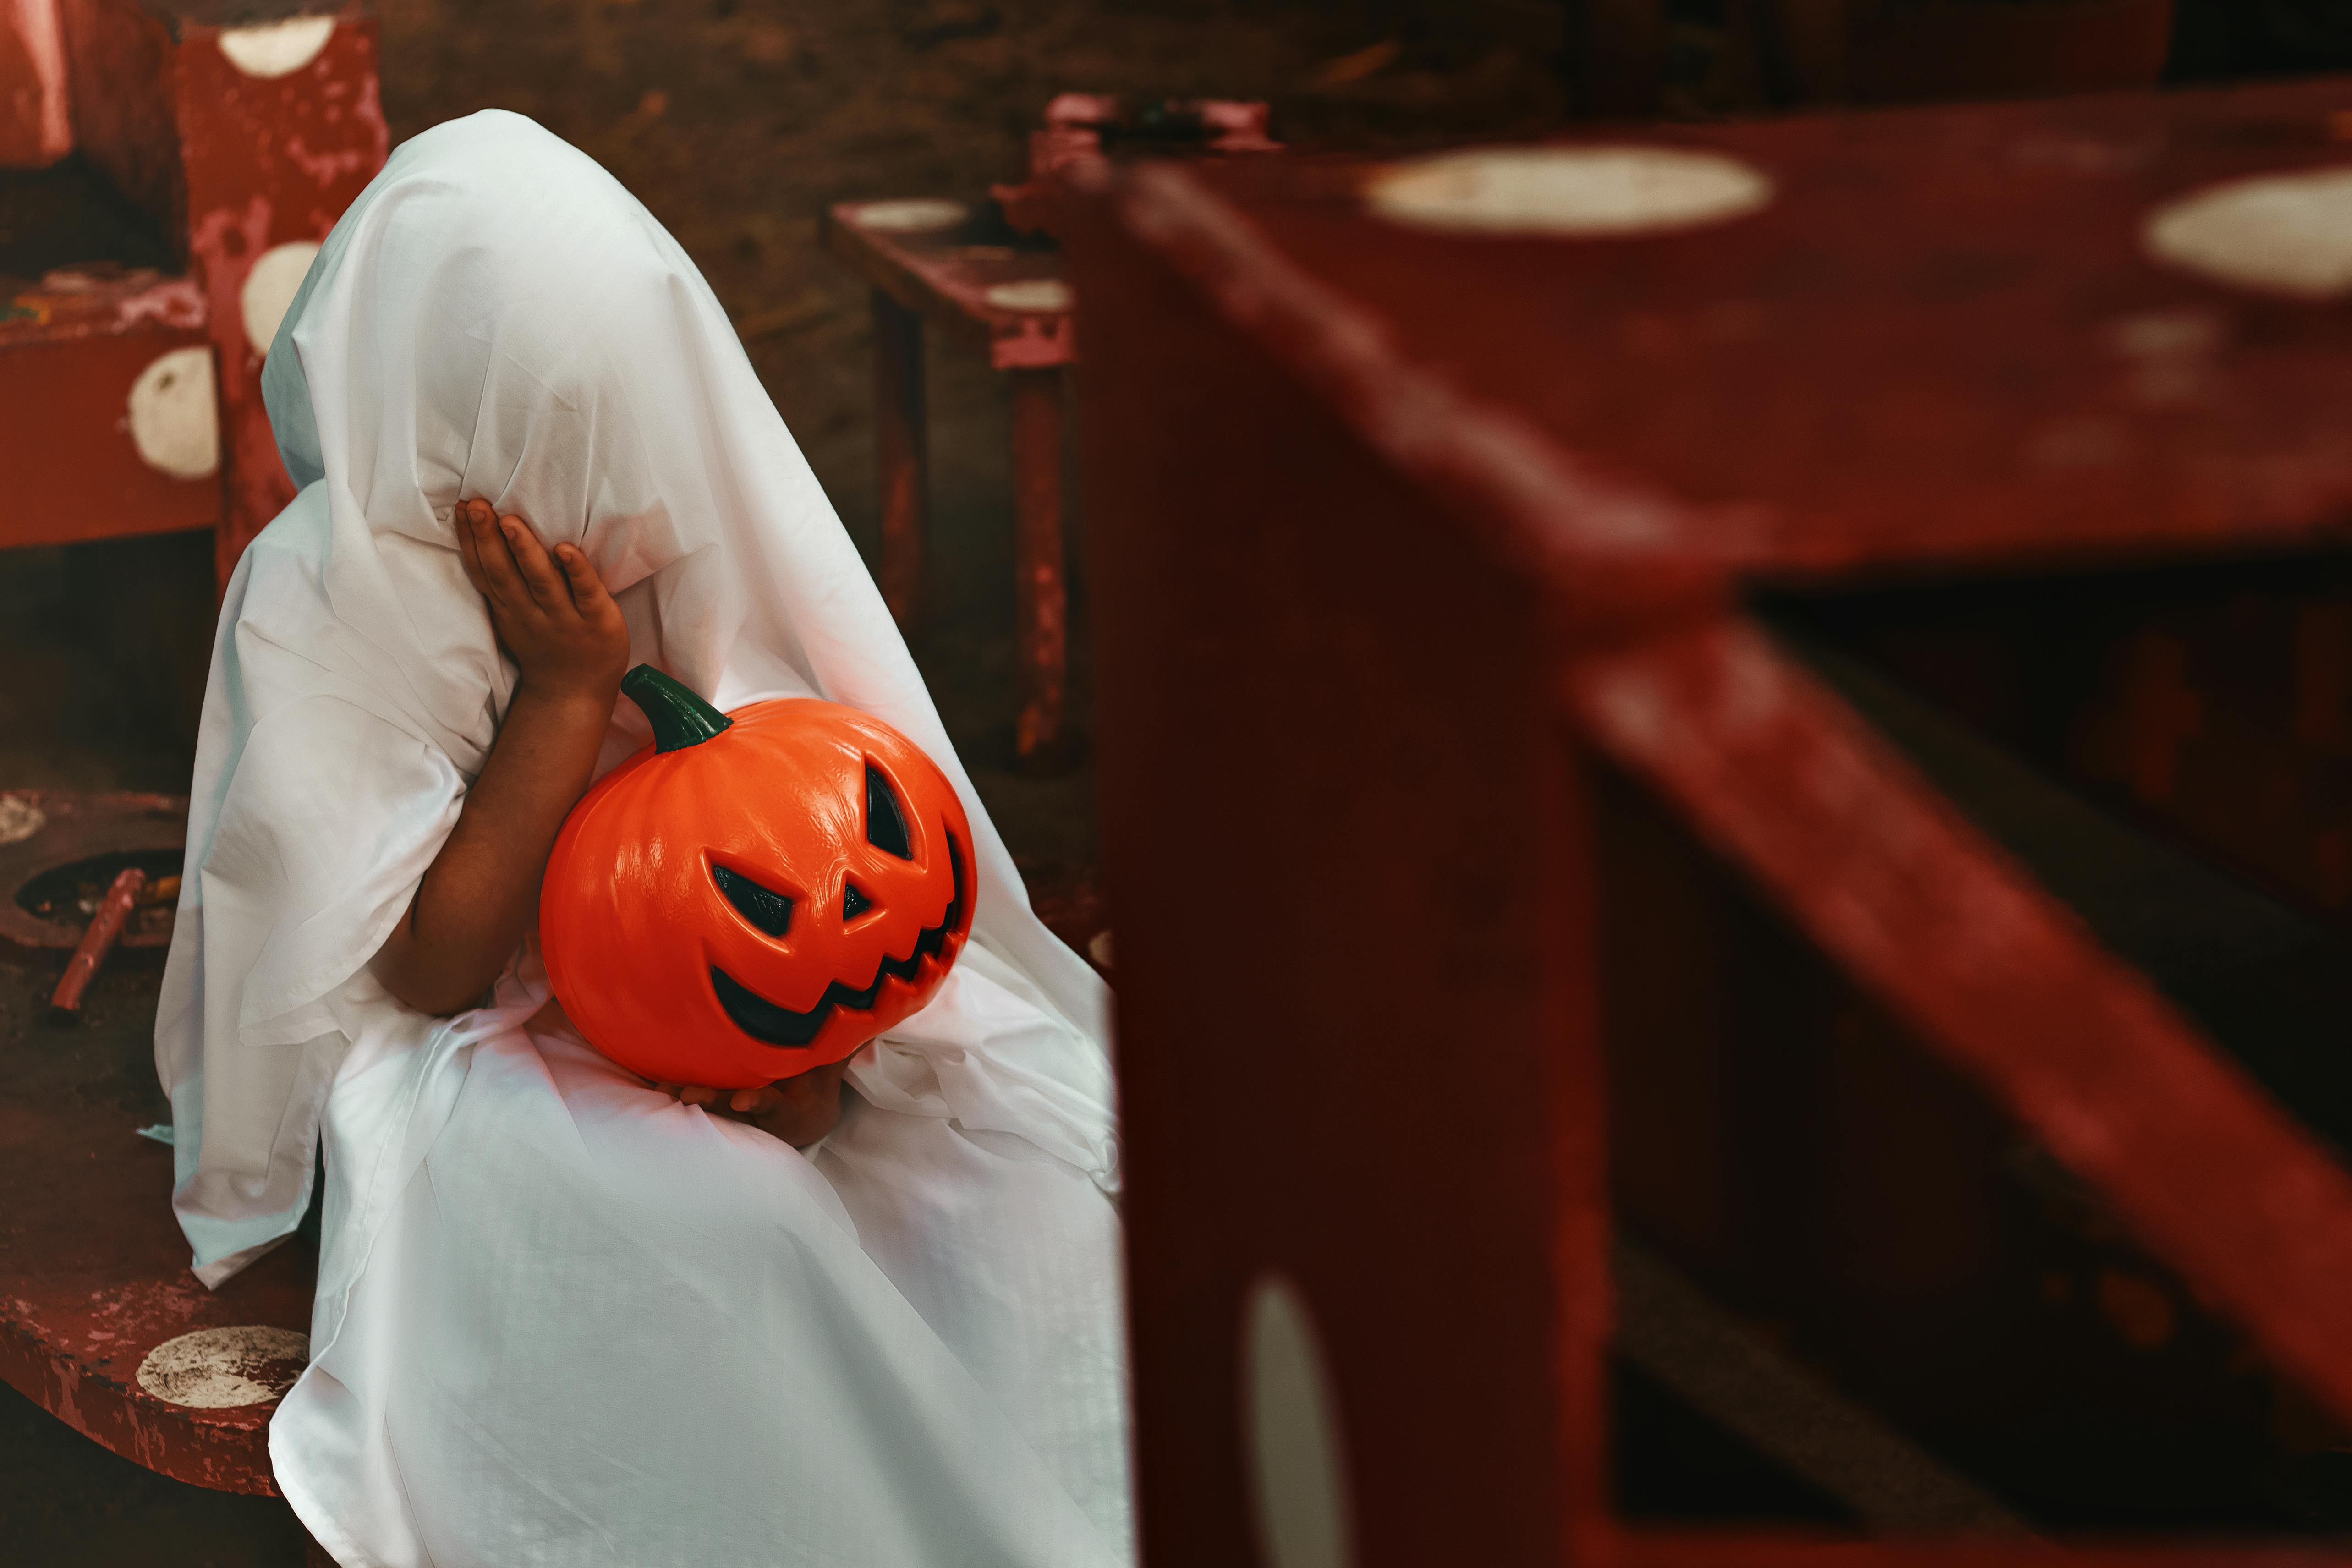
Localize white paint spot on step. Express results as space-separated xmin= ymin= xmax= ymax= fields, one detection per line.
xmin=2147 ymin=167 xmax=2352 ymax=299
xmin=1365 ymin=145 xmax=1773 ymax=238
xmin=854 ymin=199 xmax=968 ymax=233
xmin=137 ymin=1326 xmax=308 ymax=1409
xmin=0 ymin=794 xmax=44 ymax=847
xmin=1242 ymin=1272 xmax=1355 ymax=1568
xmin=219 ymin=16 xmax=335 ymax=79
xmin=241 ymin=241 xmax=320 ymax=355
xmin=127 ymin=347 xmax=218 ymax=480
xmin=985 ymin=278 xmax=1072 ymax=313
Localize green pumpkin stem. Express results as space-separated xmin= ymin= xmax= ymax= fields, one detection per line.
xmin=621 ymin=664 xmax=732 ymax=753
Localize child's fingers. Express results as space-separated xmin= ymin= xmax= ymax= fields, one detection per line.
xmin=454 ymin=500 xmax=488 ymax=593
xmin=497 ymin=514 xmax=569 ymax=614
xmin=470 ymin=509 xmax=532 ymax=610
xmin=553 ymin=543 xmax=616 ymax=620
xmin=460 ymin=503 xmax=507 ymax=604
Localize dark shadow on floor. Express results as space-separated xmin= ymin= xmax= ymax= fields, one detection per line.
xmin=0 ymin=1379 xmax=310 ymax=1568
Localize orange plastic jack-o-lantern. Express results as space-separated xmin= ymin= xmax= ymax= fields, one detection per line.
xmin=540 ymin=665 xmax=976 ymax=1089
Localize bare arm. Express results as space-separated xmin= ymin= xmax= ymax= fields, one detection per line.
xmin=372 ymin=500 xmax=630 ymax=1015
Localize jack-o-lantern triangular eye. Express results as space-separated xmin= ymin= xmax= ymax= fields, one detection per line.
xmin=713 ymin=864 xmax=793 ymax=938
xmin=865 ymin=764 xmax=912 ymax=859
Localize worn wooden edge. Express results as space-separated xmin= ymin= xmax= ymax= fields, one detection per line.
xmin=0 ymin=1309 xmax=280 ymax=1495
xmin=1088 ymin=159 xmax=2352 ymax=610
xmin=820 ymin=202 xmax=1074 ymax=367
xmin=1561 ymin=617 xmax=2352 ymax=1428
xmin=0 ymin=957 xmax=299 ymax=1495
xmin=0 ymin=272 xmax=207 ymax=347
xmin=134 ymin=0 xmax=367 ymax=39
xmin=1089 ymin=161 xmax=1763 ymax=605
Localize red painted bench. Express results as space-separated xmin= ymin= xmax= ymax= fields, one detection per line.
xmin=822 ymin=194 xmax=1075 ymax=767
xmin=0 ymin=1070 xmax=315 ymax=1498
xmin=0 ymin=789 xmax=326 ymax=1557
xmin=1074 ymin=73 xmax=2352 ymax=1564
xmin=0 ymin=0 xmax=386 ymax=587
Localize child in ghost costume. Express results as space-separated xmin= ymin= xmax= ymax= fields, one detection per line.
xmin=155 ymin=110 xmax=1132 ymax=1568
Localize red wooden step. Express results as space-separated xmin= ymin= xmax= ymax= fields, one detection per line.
xmin=0 ymin=1045 xmax=312 ymax=1495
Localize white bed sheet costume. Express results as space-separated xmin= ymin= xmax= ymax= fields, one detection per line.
xmin=154 ymin=110 xmax=1133 ymax=1568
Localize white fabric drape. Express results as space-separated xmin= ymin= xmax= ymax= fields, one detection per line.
xmin=156 ymin=110 xmax=1130 ymax=1566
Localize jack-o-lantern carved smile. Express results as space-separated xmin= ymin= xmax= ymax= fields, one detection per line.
xmin=709 ymin=829 xmax=967 ymax=1047
xmin=540 ymin=666 xmax=977 ymax=1089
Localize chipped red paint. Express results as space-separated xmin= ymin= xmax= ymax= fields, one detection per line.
xmin=1 ymin=268 xmax=204 ymax=344
xmin=20 ymin=2 xmax=385 ymax=578
xmin=1088 ymin=84 xmax=2352 ymax=586
xmin=0 ymin=1085 xmax=312 ymax=1494
xmin=1065 ymin=74 xmax=2352 ymax=1568
xmin=0 ymin=270 xmax=215 ymax=545
xmin=169 ymin=5 xmax=385 ymax=582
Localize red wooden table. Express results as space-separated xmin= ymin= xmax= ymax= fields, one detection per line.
xmin=1068 ymin=75 xmax=2352 ymax=1565
xmin=822 ymin=97 xmax=1273 ymax=769
xmin=822 ymin=197 xmax=1075 ymax=764
xmin=1 ymin=0 xmax=386 ymax=586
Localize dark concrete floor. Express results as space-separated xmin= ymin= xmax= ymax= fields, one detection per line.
xmin=0 ymin=1378 xmax=312 ymax=1567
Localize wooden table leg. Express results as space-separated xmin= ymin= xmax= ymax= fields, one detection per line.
xmin=1010 ymin=367 xmax=1068 ymax=768
xmin=872 ymin=288 xmax=929 ymax=630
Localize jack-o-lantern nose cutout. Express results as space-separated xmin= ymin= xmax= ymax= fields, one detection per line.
xmin=539 ymin=665 xmax=978 ymax=1089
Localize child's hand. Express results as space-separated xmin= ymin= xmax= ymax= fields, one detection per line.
xmin=455 ymin=498 xmax=629 ymax=706
xmin=661 ymin=1057 xmax=852 ymax=1147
